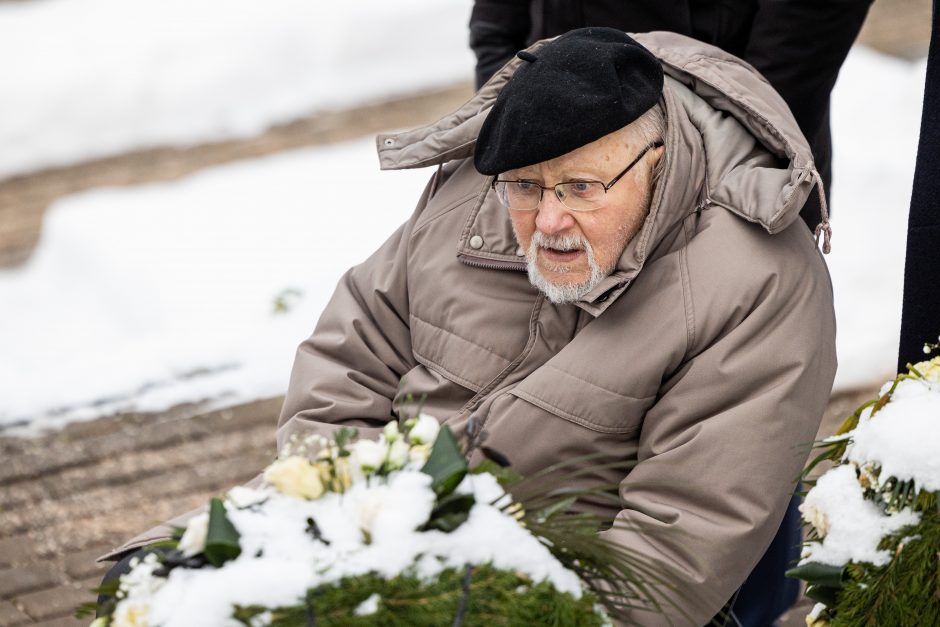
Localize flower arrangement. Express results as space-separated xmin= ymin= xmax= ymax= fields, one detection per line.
xmin=788 ymin=352 xmax=940 ymax=626
xmin=84 ymin=414 xmax=671 ymax=626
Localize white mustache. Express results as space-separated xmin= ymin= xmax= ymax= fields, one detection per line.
xmin=524 ymin=230 xmax=605 ymax=304
xmin=530 ymin=231 xmax=587 ymax=252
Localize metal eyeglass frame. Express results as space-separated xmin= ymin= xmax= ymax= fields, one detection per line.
xmin=491 ymin=140 xmax=664 ymax=211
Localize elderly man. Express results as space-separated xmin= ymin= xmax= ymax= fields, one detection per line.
xmin=105 ymin=29 xmax=836 ymax=625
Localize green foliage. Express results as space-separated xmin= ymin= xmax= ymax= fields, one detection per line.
xmin=232 ymin=565 xmax=605 ymax=626
xmin=333 ymin=426 xmax=358 ymax=454
xmin=533 ymin=495 xmax=579 ymax=524
xmin=469 ymin=458 xmax=521 ymax=488
xmin=831 ymin=510 xmax=940 ymax=627
xmin=791 ymin=363 xmax=940 ymax=624
xmin=420 ymin=491 xmax=476 ymax=532
xmin=78 ymin=576 xmax=121 ymax=620
xmin=205 ymin=497 xmax=241 ymax=567
xmin=420 ymin=427 xmax=467 ymax=497
xmin=74 ymin=602 xmax=98 ymax=620
xmin=272 ymin=288 xmax=303 ymax=315
xmin=786 ymin=562 xmax=847 ymax=588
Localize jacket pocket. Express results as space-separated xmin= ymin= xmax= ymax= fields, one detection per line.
xmin=509 ymin=364 xmax=653 ymax=435
xmin=410 ymin=313 xmax=512 ymax=393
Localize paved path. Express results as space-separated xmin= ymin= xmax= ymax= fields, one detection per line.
xmin=0 ymin=398 xmax=281 ymax=625
xmin=0 ymin=83 xmax=473 ymax=267
xmin=0 ymin=388 xmax=879 ymax=625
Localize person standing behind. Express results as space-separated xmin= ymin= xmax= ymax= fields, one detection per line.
xmin=899 ymin=0 xmax=940 ymax=370
xmin=469 ymin=0 xmax=873 ymax=229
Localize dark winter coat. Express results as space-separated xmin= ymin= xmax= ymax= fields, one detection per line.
xmin=469 ymin=0 xmax=874 ymax=227
xmin=899 ymin=0 xmax=940 ymax=369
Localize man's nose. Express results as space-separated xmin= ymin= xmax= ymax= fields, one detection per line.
xmin=534 ymin=190 xmax=576 ymax=235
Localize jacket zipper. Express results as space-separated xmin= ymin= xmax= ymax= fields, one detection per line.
xmin=462 ymin=294 xmax=545 ymax=458
xmin=457 ymin=253 xmax=527 ymax=272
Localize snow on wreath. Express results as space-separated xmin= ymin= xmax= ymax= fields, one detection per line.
xmin=789 ymin=343 xmax=940 ymax=627
xmin=81 ymin=414 xmax=683 ymax=626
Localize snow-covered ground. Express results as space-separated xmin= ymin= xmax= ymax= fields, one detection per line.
xmin=0 ymin=0 xmax=474 ymax=179
xmin=826 ymin=47 xmax=924 ymax=390
xmin=0 ymin=45 xmax=926 ymax=435
xmin=0 ymin=141 xmax=432 ymax=433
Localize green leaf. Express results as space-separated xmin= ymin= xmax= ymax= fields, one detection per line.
xmin=424 ymin=511 xmax=472 ymax=533
xmin=804 ymin=584 xmax=840 ymax=607
xmin=334 ymin=427 xmax=358 ymax=451
xmin=470 ymin=458 xmax=522 ymax=487
xmin=422 ymin=492 xmax=476 ymax=532
xmin=420 ymin=427 xmax=468 ymax=497
xmin=785 ymin=561 xmax=846 ymax=588
xmin=533 ymin=495 xmax=578 ymax=524
xmin=204 ymin=498 xmax=241 ymax=567
xmin=169 ymin=525 xmax=186 ymax=542
xmin=73 ymin=601 xmax=98 ymax=619
xmin=144 ymin=538 xmax=180 ymax=552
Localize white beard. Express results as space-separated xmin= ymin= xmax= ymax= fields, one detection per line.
xmin=525 ymin=231 xmax=608 ymax=304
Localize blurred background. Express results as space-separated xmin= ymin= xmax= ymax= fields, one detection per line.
xmin=0 ymin=0 xmax=932 ymax=624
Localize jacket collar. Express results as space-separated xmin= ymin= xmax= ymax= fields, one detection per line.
xmin=378 ymin=31 xmax=822 ymax=315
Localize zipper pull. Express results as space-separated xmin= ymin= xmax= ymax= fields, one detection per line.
xmin=694 ymin=195 xmax=711 ymax=215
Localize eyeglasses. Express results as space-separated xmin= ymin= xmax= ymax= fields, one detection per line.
xmin=491 ymin=141 xmax=663 ymax=212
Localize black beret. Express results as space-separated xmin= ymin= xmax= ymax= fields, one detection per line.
xmin=474 ymin=27 xmax=664 ymax=176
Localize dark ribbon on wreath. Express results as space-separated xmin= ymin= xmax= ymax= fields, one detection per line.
xmin=452 ymin=564 xmax=474 ymax=627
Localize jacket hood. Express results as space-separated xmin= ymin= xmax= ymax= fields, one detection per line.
xmin=376 ymin=31 xmax=829 ymax=314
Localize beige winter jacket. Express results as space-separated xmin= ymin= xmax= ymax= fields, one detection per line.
xmin=106 ymin=32 xmax=837 ymax=626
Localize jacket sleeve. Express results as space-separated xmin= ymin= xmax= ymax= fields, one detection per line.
xmin=99 ymin=174 xmax=438 ymax=563
xmin=469 ymin=0 xmax=532 ymax=89
xmin=744 ymin=0 xmax=872 ymax=147
xmin=598 ymin=226 xmax=837 ymax=625
xmin=276 ymin=175 xmax=439 ymax=450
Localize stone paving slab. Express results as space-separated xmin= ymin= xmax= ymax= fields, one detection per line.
xmin=0 ymin=600 xmax=31 ymax=627
xmin=32 ymin=618 xmax=82 ymax=627
xmin=857 ymin=0 xmax=932 ymax=59
xmin=0 ymin=565 xmax=59 ymax=602
xmin=15 ymin=582 xmax=94 ymax=623
xmin=0 ymin=538 xmax=33 ymax=570
xmin=0 ymin=398 xmax=280 ymax=623
xmin=63 ymin=548 xmax=110 ymax=582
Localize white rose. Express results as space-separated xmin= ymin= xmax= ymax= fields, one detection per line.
xmin=316 ymin=444 xmax=339 ymax=461
xmin=178 ymin=512 xmax=209 ymax=558
xmin=113 ymin=598 xmax=152 ymax=627
xmin=351 ymin=439 xmax=388 ymax=474
xmin=408 ymin=443 xmax=432 ymax=467
xmin=386 ymin=439 xmax=410 ymax=469
xmin=383 ymin=421 xmax=401 ymax=442
xmin=798 ymin=501 xmax=830 ymax=538
xmin=408 ymin=414 xmax=440 ymax=445
xmin=263 ymin=456 xmax=325 ymax=499
xmin=913 ymin=356 xmax=940 ymax=383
